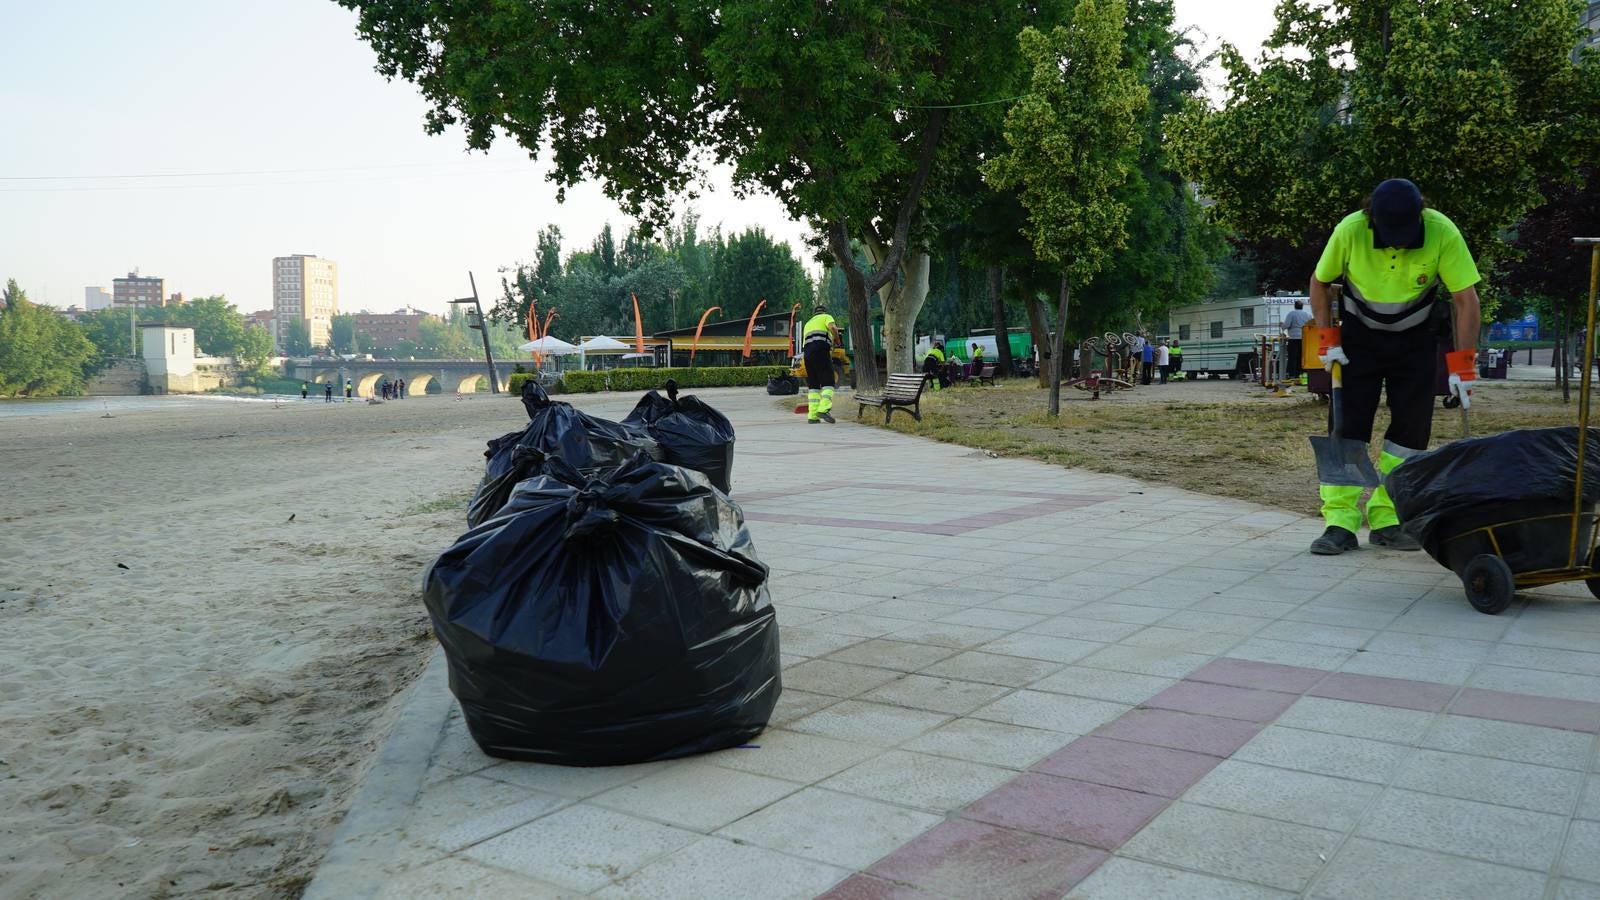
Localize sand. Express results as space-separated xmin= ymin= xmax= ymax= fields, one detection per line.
xmin=0 ymin=393 xmax=530 ymax=898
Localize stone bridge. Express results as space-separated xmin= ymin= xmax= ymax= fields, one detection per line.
xmin=283 ymin=358 xmax=519 ymax=398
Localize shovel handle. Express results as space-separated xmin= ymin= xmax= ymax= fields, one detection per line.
xmin=1329 ymin=360 xmax=1344 ymax=438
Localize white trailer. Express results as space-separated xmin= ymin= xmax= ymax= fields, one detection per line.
xmin=1154 ymin=294 xmax=1309 ymax=378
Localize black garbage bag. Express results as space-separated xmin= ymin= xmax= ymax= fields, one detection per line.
xmin=1388 ymin=427 xmax=1600 ymax=574
xmin=467 ymin=383 xmax=661 ymax=527
xmin=425 ymin=455 xmax=781 ymax=766
xmin=767 ymin=374 xmax=799 ymax=396
xmin=623 ymin=380 xmax=736 ymax=493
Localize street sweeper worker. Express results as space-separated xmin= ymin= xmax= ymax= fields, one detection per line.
xmin=802 ymin=303 xmax=842 ymax=424
xmin=1307 ymin=178 xmax=1482 ymax=556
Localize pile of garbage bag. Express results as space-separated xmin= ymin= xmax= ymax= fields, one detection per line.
xmin=467 ymin=382 xmax=660 ymax=527
xmin=1388 ymin=426 xmax=1600 ymax=574
xmin=623 ymin=380 xmax=737 ymax=493
xmin=426 ymin=454 xmax=780 ymax=765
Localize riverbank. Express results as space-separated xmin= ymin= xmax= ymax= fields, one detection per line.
xmin=0 ymin=394 xmax=527 ymax=898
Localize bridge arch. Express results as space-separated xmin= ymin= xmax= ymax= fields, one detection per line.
xmin=405 ymin=372 xmax=435 ymax=396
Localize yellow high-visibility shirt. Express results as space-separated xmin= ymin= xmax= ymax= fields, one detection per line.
xmin=803 ymin=313 xmax=836 ymax=343
xmin=1313 ymin=208 xmax=1480 ymax=332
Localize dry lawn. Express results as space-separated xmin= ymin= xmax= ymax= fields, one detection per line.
xmin=853 ymin=375 xmax=1580 ymax=517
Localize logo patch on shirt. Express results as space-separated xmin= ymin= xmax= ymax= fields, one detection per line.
xmin=1416 ymin=274 xmax=1427 ymax=285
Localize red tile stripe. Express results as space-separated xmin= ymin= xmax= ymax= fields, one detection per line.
xmin=821 ymin=656 xmax=1600 ymax=898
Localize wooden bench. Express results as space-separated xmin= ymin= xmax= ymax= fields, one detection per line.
xmin=972 ymin=364 xmax=997 ymax=386
xmin=856 ymin=373 xmax=928 ymax=423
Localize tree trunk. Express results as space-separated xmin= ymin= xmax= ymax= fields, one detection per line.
xmin=1023 ymin=292 xmax=1050 ymax=389
xmin=1049 ymin=275 xmax=1070 ymax=417
xmin=988 ymin=266 xmax=1012 ymax=375
xmin=827 ymin=221 xmax=881 ymax=392
xmin=880 ymin=251 xmax=931 ymax=377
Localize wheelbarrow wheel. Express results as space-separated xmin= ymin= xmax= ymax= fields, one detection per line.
xmin=1586 ymin=546 xmax=1600 ymax=601
xmin=1463 ymin=554 xmax=1515 ymax=615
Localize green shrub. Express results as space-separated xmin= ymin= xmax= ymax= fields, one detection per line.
xmin=506 ymin=373 xmax=533 ymax=394
xmin=613 ymin=366 xmax=789 ymax=391
xmin=561 ymin=371 xmax=609 ymax=393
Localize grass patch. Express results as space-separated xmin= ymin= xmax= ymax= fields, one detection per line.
xmin=856 ymin=377 xmax=1578 ymax=516
xmin=400 ymin=488 xmax=475 ymax=518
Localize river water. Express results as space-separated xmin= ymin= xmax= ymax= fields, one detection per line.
xmin=0 ymin=394 xmax=311 ymax=420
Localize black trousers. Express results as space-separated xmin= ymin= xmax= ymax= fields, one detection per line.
xmin=1331 ymin=322 xmax=1435 ymax=451
xmin=1286 ymin=338 xmax=1304 ymax=377
xmin=803 ymin=341 xmax=836 ymax=390
xmin=1140 ymin=361 xmax=1153 ymax=384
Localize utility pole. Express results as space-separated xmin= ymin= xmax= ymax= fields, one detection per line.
xmin=452 ymin=273 xmax=500 ymax=394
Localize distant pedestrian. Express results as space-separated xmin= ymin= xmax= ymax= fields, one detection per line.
xmin=345 ymin=379 xmax=353 ymax=401
xmin=300 ymin=382 xmax=308 ymax=400
xmin=1157 ymin=339 xmax=1171 ymax=383
xmin=1140 ymin=339 xmax=1154 ymax=385
xmin=397 ymin=377 xmax=406 ymax=399
xmin=1281 ymin=299 xmax=1314 ymax=378
xmin=324 ymin=383 xmax=333 ymax=403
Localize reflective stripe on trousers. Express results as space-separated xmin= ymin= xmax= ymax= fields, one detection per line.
xmin=1319 ymin=449 xmax=1411 ymax=531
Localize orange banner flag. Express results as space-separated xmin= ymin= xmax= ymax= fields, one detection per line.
xmin=689 ymin=306 xmax=722 ymax=365
xmin=631 ymin=293 xmax=646 ymax=353
xmin=742 ymin=299 xmax=768 ymax=360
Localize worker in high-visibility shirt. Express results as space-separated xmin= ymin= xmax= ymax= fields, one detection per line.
xmin=1307 ymin=178 xmax=1481 ymax=555
xmin=922 ymin=342 xmax=948 ymax=389
xmin=802 ymin=303 xmax=842 ymax=423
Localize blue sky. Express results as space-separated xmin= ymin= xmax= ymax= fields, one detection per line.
xmin=0 ymin=0 xmax=1272 ymax=316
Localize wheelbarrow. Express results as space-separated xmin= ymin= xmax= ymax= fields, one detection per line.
xmin=1425 ymin=238 xmax=1600 ymax=614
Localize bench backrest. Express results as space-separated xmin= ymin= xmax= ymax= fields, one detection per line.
xmin=978 ymin=365 xmax=996 ymax=377
xmin=886 ymin=373 xmax=926 ymax=400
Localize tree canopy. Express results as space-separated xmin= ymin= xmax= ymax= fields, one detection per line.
xmin=496 ymin=217 xmax=813 ymax=342
xmin=0 ymin=281 xmax=98 ymax=398
xmin=1169 ymin=0 xmax=1600 ymax=267
xmin=984 ymin=0 xmax=1147 ymax=414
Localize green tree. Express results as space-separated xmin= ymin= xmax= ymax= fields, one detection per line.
xmin=329 ymin=314 xmax=360 ymax=354
xmin=0 ymin=281 xmax=98 ymax=397
xmin=340 ymin=0 xmax=1071 ymax=390
xmin=1168 ymin=0 xmax=1600 ymax=271
xmin=78 ymin=308 xmax=139 ymax=359
xmin=163 ymin=296 xmax=248 ymax=357
xmin=237 ymin=325 xmax=274 ymax=376
xmin=1072 ymin=0 xmax=1221 ymax=335
xmin=281 ymin=320 xmax=312 ymax=356
xmin=983 ymin=0 xmax=1148 ymax=415
xmin=709 ymin=227 xmax=812 ymax=321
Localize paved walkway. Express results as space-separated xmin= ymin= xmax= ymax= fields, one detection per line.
xmin=307 ymin=387 xmax=1600 ymax=899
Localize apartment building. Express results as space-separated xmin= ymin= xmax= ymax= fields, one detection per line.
xmin=272 ymin=254 xmax=339 ymax=349
xmin=112 ymin=272 xmax=166 ymax=309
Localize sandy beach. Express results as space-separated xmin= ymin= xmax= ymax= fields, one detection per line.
xmin=0 ymin=393 xmax=529 ymax=898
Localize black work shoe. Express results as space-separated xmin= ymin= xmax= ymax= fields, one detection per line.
xmin=807 ymin=418 xmax=819 ymax=424
xmin=820 ymin=412 xmax=836 ymax=424
xmin=1369 ymin=525 xmax=1422 ymax=551
xmin=1310 ymin=526 xmax=1359 ymax=555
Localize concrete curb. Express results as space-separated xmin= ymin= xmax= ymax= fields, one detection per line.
xmin=303 ymin=647 xmax=451 ymax=900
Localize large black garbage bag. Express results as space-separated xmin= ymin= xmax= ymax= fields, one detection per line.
xmin=623 ymin=380 xmax=736 ymax=493
xmin=425 ymin=455 xmax=781 ymax=766
xmin=1388 ymin=427 xmax=1600 ymax=573
xmin=467 ymin=383 xmax=660 ymax=527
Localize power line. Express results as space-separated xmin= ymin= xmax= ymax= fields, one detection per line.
xmin=0 ymin=167 xmax=535 ymax=193
xmin=0 ymin=159 xmax=519 ymax=182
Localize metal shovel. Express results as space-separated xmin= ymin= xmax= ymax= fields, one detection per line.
xmin=1310 ymin=359 xmax=1381 ymax=487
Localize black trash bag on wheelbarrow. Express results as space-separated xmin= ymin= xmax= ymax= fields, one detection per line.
xmin=623 ymin=379 xmax=736 ymax=493
xmin=1387 ymin=426 xmax=1600 ymax=575
xmin=466 ymin=382 xmax=660 ymax=527
xmin=426 ymin=454 xmax=781 ymax=766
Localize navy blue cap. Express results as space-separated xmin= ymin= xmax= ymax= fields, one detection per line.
xmin=1371 ymin=178 xmax=1424 ymax=249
